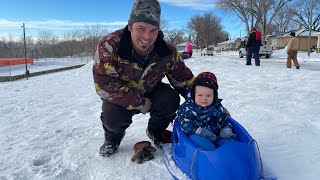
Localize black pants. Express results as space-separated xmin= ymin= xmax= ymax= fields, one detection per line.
xmin=100 ymin=82 xmax=180 ymax=141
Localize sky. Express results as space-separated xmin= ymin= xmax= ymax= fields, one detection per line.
xmin=0 ymin=0 xmax=244 ymax=40
xmin=1 ymin=49 xmax=320 ymax=179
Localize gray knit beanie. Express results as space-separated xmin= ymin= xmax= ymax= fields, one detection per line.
xmin=128 ymin=0 xmax=161 ymax=27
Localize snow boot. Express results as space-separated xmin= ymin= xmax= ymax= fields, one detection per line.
xmin=99 ymin=130 xmax=125 ymax=157
xmin=146 ymin=128 xmax=172 ymax=149
xmin=99 ymin=143 xmax=119 ymax=157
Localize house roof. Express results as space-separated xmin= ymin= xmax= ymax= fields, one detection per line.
xmin=217 ymin=38 xmax=240 ymax=45
xmin=278 ymin=29 xmax=318 ymax=38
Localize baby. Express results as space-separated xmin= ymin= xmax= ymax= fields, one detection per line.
xmin=178 ymin=72 xmax=235 ymax=149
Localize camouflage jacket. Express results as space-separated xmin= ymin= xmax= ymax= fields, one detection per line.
xmin=93 ymin=26 xmax=194 ymax=110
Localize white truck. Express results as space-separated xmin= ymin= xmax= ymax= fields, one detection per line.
xmin=239 ymin=45 xmax=273 ymax=58
xmin=200 ymin=46 xmax=221 ymax=56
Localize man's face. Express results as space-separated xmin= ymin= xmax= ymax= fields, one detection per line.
xmin=128 ymin=22 xmax=159 ymax=56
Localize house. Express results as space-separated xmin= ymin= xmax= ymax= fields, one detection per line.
xmin=275 ymin=29 xmax=318 ymax=51
xmin=266 ymin=35 xmax=277 ymax=49
xmin=217 ymin=38 xmax=242 ymax=51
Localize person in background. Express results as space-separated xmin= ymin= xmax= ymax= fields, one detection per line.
xmin=183 ymin=40 xmax=193 ymax=58
xmin=246 ymin=28 xmax=262 ymax=66
xmin=286 ymin=31 xmax=300 ymax=69
xmin=178 ymin=72 xmax=235 ymax=150
xmin=92 ymin=0 xmax=194 ymax=159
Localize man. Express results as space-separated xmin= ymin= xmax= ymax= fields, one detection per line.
xmin=286 ymin=31 xmax=300 ymax=69
xmin=92 ymin=0 xmax=194 ymax=157
xmin=246 ymin=28 xmax=262 ymax=66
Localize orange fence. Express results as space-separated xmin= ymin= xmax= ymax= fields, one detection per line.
xmin=0 ymin=58 xmax=33 ymax=66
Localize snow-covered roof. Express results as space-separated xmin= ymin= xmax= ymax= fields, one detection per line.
xmin=218 ymin=38 xmax=240 ymax=45
xmin=278 ymin=29 xmax=318 ymax=38
xmin=297 ymin=29 xmax=318 ymax=37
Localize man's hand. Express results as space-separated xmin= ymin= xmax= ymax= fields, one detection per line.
xmin=131 ymin=141 xmax=156 ymax=164
xmin=139 ymin=98 xmax=152 ymax=114
xmin=223 ymin=107 xmax=231 ymax=117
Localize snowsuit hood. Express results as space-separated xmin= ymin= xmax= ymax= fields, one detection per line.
xmin=190 ymin=72 xmax=218 ymax=101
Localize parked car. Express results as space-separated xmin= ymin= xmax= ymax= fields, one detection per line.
xmin=177 ymin=45 xmax=186 ymax=53
xmin=201 ymin=46 xmax=221 ymax=56
xmin=239 ymin=45 xmax=273 ymax=58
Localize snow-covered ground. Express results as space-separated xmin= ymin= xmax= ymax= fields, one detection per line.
xmin=1 ymin=49 xmax=320 ymax=180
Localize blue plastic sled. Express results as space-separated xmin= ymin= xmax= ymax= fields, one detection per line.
xmin=168 ymin=116 xmax=265 ymax=180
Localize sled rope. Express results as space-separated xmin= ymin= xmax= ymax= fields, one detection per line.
xmin=162 ymin=148 xmax=179 ymax=180
xmin=190 ymin=148 xmax=201 ymax=180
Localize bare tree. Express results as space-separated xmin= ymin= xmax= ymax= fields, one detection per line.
xmin=82 ymin=24 xmax=108 ymax=58
xmin=62 ymin=30 xmax=82 ymax=58
xmin=36 ymin=31 xmax=59 ymax=58
xmin=289 ymin=0 xmax=320 ymax=30
xmin=255 ymin=0 xmax=293 ymax=40
xmin=270 ymin=5 xmax=296 ymax=34
xmin=187 ymin=15 xmax=205 ymax=48
xmin=217 ymin=0 xmax=293 ymax=41
xmin=216 ymin=0 xmax=252 ymax=36
xmin=187 ymin=13 xmax=227 ymax=48
xmin=163 ymin=29 xmax=185 ymax=45
xmin=160 ymin=19 xmax=170 ymax=31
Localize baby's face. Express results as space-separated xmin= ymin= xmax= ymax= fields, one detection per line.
xmin=194 ymin=86 xmax=214 ymax=108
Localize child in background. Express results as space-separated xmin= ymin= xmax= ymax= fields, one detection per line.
xmin=183 ymin=40 xmax=193 ymax=58
xmin=177 ymin=72 xmax=236 ymax=150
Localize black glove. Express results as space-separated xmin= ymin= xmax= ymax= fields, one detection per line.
xmin=131 ymin=141 xmax=156 ymax=164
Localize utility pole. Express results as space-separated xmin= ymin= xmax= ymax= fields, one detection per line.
xmin=21 ymin=23 xmax=29 ymax=79
xmin=308 ymin=0 xmax=313 ymax=57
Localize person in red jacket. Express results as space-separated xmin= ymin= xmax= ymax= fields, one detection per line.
xmin=246 ymin=28 xmax=262 ymax=66
xmin=92 ymin=0 xmax=194 ymax=157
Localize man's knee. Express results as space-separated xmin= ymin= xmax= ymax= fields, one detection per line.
xmin=148 ymin=83 xmax=180 ymax=116
xmin=160 ymin=87 xmax=180 ymax=112
xmin=101 ymin=100 xmax=133 ymax=133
